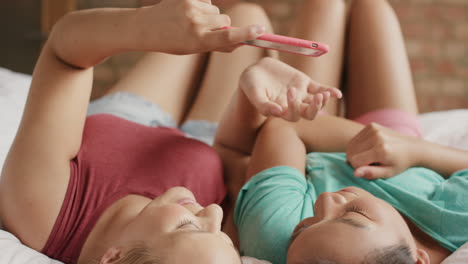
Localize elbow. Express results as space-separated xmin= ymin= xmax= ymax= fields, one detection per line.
xmin=47 ymin=12 xmax=94 ymax=70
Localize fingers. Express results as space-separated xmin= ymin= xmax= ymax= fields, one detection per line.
xmin=307 ymin=82 xmax=342 ymax=99
xmin=322 ymin=85 xmax=342 ymax=99
xmin=195 ymin=0 xmax=219 ymax=14
xmin=284 ymin=88 xmax=330 ymax=121
xmin=253 ymin=101 xmax=283 ymax=117
xmin=203 ymin=14 xmax=231 ymax=30
xmin=346 ymin=124 xmax=380 ymax=158
xmin=300 ymin=101 xmax=320 ymax=120
xmin=283 ymin=88 xmax=302 ymax=121
xmin=204 ymin=25 xmax=265 ymax=50
xmin=301 ymin=92 xmax=330 ymax=120
xmin=348 ymin=148 xmax=379 ymax=169
xmin=322 ymin=91 xmax=330 ymax=108
xmin=355 ymin=165 xmax=394 ymax=180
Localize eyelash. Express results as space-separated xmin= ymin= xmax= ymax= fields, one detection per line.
xmin=177 ymin=219 xmax=195 ymax=229
xmin=345 ymin=205 xmax=366 ymax=216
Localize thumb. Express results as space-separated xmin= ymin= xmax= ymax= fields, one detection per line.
xmin=355 ymin=166 xmax=394 ymax=180
xmin=259 ymin=101 xmax=283 ymax=117
xmin=205 ymin=25 xmax=266 ymax=50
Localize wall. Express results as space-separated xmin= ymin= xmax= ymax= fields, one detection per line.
xmin=0 ymin=0 xmax=42 ymax=74
xmin=83 ymin=0 xmax=468 ymax=112
xmin=2 ymin=0 xmax=466 ymax=112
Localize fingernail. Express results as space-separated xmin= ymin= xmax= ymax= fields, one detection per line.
xmin=270 ymin=107 xmax=282 ymax=116
xmin=253 ymin=24 xmax=266 ymax=35
xmin=355 ymin=170 xmax=365 ymax=177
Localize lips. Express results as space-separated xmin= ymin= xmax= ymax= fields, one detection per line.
xmin=177 ymin=197 xmax=197 ymax=205
xmin=339 ymin=187 xmax=358 ymax=196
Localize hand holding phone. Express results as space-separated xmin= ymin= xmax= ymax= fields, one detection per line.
xmin=223 ymin=27 xmax=329 ymax=57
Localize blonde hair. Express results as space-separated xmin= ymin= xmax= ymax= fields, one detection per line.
xmin=90 ymin=244 xmax=160 ymax=264
xmin=116 ymin=246 xmax=160 ymax=264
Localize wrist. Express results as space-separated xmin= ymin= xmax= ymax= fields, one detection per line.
xmin=410 ymin=137 xmax=431 ymax=168
xmin=111 ymin=7 xmax=150 ymax=52
xmin=131 ymin=6 xmax=161 ymax=52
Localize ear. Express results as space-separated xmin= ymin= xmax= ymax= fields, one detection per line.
xmin=100 ymin=247 xmax=123 ymax=264
xmin=415 ymin=248 xmax=430 ymax=264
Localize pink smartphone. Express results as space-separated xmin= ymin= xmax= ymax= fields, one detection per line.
xmin=223 ymin=27 xmax=329 ymax=57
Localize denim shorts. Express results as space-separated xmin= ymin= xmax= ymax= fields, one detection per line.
xmin=87 ymin=92 xmax=218 ymax=145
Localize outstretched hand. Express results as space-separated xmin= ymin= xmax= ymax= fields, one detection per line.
xmin=239 ymin=57 xmax=342 ymax=122
xmin=139 ymin=0 xmax=265 ymax=54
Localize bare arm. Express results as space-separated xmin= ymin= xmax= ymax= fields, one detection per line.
xmin=414 ymin=139 xmax=468 ymax=177
xmin=214 ymin=90 xmax=267 ymax=247
xmin=291 ymin=116 xmax=468 ymax=179
xmin=291 ymin=114 xmax=364 ymax=153
xmin=214 ymin=58 xmax=341 ymax=244
xmin=0 ymin=1 xmax=263 ymax=250
xmin=214 ymin=58 xmax=341 ymax=199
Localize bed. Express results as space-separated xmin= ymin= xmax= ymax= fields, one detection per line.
xmin=0 ymin=66 xmax=467 ymax=263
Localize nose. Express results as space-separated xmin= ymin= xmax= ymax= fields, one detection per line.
xmin=196 ymin=204 xmax=223 ymax=233
xmin=314 ymin=192 xmax=347 ymax=219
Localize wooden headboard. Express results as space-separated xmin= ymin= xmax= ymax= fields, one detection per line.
xmin=41 ymin=0 xmax=77 ymax=34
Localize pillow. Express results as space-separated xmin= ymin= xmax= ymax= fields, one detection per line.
xmin=419 ymin=110 xmax=468 ymax=151
xmin=0 ymin=67 xmax=31 ymax=172
xmin=0 ymin=230 xmax=63 ymax=264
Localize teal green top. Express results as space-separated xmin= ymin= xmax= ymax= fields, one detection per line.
xmin=234 ymin=153 xmax=468 ymax=264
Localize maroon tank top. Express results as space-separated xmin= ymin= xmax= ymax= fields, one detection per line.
xmin=41 ymin=114 xmax=226 ymax=263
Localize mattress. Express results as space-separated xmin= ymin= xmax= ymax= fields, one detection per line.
xmin=0 ymin=67 xmax=467 ymax=263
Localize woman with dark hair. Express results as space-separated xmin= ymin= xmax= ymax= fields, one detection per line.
xmin=229 ymin=0 xmax=468 ymax=264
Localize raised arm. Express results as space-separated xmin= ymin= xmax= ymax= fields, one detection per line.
xmin=0 ymin=0 xmax=265 ymax=250
xmin=214 ymin=57 xmax=341 ymax=197
xmin=214 ymin=58 xmax=341 ymax=245
xmin=52 ymin=2 xmax=267 ymax=69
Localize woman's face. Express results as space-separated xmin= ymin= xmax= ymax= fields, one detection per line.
xmin=287 ymin=187 xmax=417 ymax=264
xmin=118 ymin=187 xmax=241 ymax=264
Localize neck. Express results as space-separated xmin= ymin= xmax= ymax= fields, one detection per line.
xmin=405 ymin=217 xmax=451 ymax=264
xmin=77 ymin=195 xmax=150 ymax=264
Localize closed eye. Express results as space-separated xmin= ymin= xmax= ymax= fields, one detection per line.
xmin=176 ymin=219 xmax=200 ymax=229
xmin=344 ymin=205 xmax=368 ymax=218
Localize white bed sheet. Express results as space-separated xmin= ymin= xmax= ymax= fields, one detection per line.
xmin=0 ymin=67 xmax=467 ymax=263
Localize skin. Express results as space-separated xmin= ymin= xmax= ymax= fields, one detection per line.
xmin=88 ymin=187 xmax=240 ymax=264
xmin=0 ymin=0 xmax=268 ymax=263
xmin=231 ymin=0 xmax=466 ymax=264
xmin=287 ymin=187 xmax=421 ymax=264
xmin=0 ymin=1 xmax=337 ymax=263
